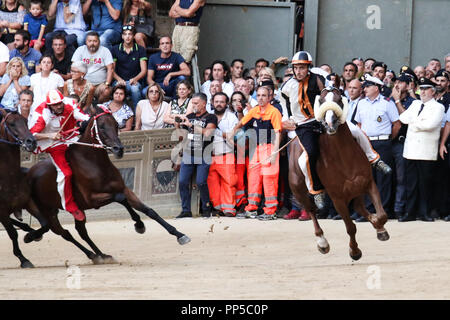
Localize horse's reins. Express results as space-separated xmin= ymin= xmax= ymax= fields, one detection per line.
xmin=52 ymin=110 xmax=114 ymax=150
xmin=0 ymin=112 xmax=24 ymax=146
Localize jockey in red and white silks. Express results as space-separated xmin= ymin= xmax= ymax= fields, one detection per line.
xmin=29 ymin=89 xmax=90 ymax=221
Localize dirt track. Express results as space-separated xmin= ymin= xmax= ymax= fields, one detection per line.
xmin=1 ymin=216 xmax=449 ymax=300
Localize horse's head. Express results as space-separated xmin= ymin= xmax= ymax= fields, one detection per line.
xmin=0 ymin=108 xmax=37 ymax=152
xmin=88 ymin=105 xmax=124 ymax=159
xmin=313 ymin=87 xmax=349 ymax=135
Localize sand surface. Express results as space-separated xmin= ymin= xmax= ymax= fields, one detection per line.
xmin=1 ymin=216 xmax=449 ymax=300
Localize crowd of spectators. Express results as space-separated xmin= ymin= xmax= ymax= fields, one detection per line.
xmin=0 ymin=0 xmax=448 ymax=222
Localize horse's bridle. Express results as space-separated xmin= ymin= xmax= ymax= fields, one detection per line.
xmin=89 ymin=110 xmax=114 ymax=150
xmin=0 ymin=112 xmax=24 ymax=146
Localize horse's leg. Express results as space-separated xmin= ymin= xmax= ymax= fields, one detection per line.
xmin=124 ymin=188 xmax=191 ymax=245
xmin=46 ymin=214 xmax=103 ymax=265
xmin=333 ymin=200 xmax=362 ymax=261
xmin=9 ymin=218 xmax=35 ymax=233
xmin=353 ymin=195 xmax=390 ymax=241
xmin=22 ymin=203 xmax=50 ymax=243
xmin=0 ymin=215 xmax=34 ymax=268
xmin=74 ymin=219 xmax=116 ymax=264
xmin=366 ymin=180 xmax=389 ymax=241
xmin=309 ymin=210 xmax=330 ymax=254
xmin=114 ymin=193 xmax=146 ymax=234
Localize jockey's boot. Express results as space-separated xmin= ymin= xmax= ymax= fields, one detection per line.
xmin=70 ymin=209 xmax=86 ymax=221
xmin=373 ymin=159 xmax=392 ymax=174
xmin=313 ymin=193 xmax=326 ymax=210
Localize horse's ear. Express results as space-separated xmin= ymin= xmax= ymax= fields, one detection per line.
xmin=0 ymin=107 xmax=6 ymax=120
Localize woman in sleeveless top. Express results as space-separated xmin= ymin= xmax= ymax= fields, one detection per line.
xmin=122 ymin=0 xmax=153 ymax=48
xmin=103 ymin=84 xmax=134 ymax=132
xmin=63 ymin=61 xmax=95 ymax=113
xmin=163 ymin=79 xmax=194 ymax=128
xmin=135 ymin=83 xmax=170 ymax=130
xmin=0 ymin=0 xmax=25 ymax=49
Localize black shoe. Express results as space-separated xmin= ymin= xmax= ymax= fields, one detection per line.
xmin=398 ymin=213 xmax=415 ymax=222
xmin=444 ymin=215 xmax=450 ymax=222
xmin=332 ymin=214 xmax=342 ymax=220
xmin=394 ymin=211 xmax=404 ymax=219
xmin=355 ymin=216 xmax=368 ymax=222
xmin=418 ymin=215 xmax=434 ymax=222
xmin=176 ymin=211 xmax=192 ymax=219
xmin=350 ymin=213 xmax=359 ymax=220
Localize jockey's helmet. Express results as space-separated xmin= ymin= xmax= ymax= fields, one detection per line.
xmin=46 ymin=89 xmax=64 ymax=105
xmin=291 ymin=51 xmax=313 ymax=66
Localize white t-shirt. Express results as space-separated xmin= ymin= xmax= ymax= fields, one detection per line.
xmin=0 ymin=41 xmax=9 ymax=63
xmin=71 ymin=45 xmax=113 ymax=85
xmin=137 ymin=100 xmax=170 ymax=130
xmin=30 ymin=72 xmax=64 ymax=111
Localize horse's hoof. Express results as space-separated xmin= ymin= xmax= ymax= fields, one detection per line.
xmin=350 ymin=249 xmax=362 ymax=261
xmin=177 ymin=235 xmax=191 ymax=245
xmin=21 ymin=260 xmax=34 ymax=268
xmin=91 ymin=255 xmax=104 ymax=265
xmin=24 ymin=233 xmax=35 ymax=244
xmin=317 ymin=244 xmax=330 ymax=254
xmin=101 ymin=255 xmax=118 ymax=264
xmin=377 ymin=231 xmax=390 ymax=241
xmin=134 ymin=223 xmax=146 ymax=234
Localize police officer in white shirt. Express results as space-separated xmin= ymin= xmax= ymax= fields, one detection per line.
xmin=354 ymin=74 xmax=401 ymax=219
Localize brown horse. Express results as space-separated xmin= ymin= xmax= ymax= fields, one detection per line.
xmin=24 ymin=106 xmax=190 ymax=265
xmin=288 ymin=87 xmax=389 ymax=260
xmin=0 ymin=108 xmax=38 ymax=268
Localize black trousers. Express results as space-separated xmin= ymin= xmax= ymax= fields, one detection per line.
xmin=405 ymin=159 xmax=435 ymax=217
xmin=295 ymin=121 xmax=324 ymax=193
xmin=367 ymin=140 xmax=394 ymax=213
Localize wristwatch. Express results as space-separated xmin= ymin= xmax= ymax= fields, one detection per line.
xmin=105 ymin=82 xmax=110 ymax=86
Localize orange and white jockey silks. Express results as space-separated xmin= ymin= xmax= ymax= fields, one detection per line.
xmin=245 ymin=143 xmax=280 ymax=214
xmin=347 ymin=120 xmax=380 ymax=163
xmin=207 ymin=153 xmax=237 ymax=215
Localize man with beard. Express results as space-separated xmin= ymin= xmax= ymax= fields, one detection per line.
xmin=71 ymin=31 xmax=114 ymax=101
xmin=207 ymin=92 xmax=239 ymax=216
xmin=9 ymin=30 xmax=41 ymax=75
xmin=391 ymin=73 xmax=417 ymax=219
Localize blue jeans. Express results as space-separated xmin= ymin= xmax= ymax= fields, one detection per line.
xmin=113 ymin=80 xmax=142 ymax=112
xmin=97 ymin=29 xmax=122 ymax=51
xmin=179 ymin=158 xmax=211 ymax=213
xmin=142 ymin=75 xmax=186 ymax=100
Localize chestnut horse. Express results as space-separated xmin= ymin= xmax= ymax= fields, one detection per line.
xmin=24 ymin=106 xmax=190 ymax=265
xmin=288 ymin=87 xmax=389 ymax=260
xmin=0 ymin=109 xmax=38 ymax=268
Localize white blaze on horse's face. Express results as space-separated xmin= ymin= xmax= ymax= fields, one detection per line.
xmin=325 ymin=109 xmax=337 ymax=134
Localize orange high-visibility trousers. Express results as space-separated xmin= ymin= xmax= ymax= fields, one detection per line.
xmin=245 ymin=144 xmax=279 ymax=214
xmin=235 ymin=143 xmax=249 ymax=208
xmin=207 ymin=153 xmax=237 ymax=215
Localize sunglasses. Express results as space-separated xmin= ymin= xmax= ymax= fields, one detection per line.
xmin=122 ymin=25 xmax=135 ymax=31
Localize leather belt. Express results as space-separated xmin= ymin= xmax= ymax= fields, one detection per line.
xmin=176 ymin=22 xmax=199 ymax=26
xmin=369 ymin=135 xmax=390 ymax=141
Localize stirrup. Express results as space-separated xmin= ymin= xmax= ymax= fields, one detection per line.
xmin=313 ymin=193 xmax=326 ymax=210
xmin=373 ymin=159 xmax=392 ymax=174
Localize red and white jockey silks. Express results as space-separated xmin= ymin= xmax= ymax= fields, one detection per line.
xmin=29 ymin=98 xmax=90 ymax=221
xmin=29 ymin=97 xmax=90 ymax=152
